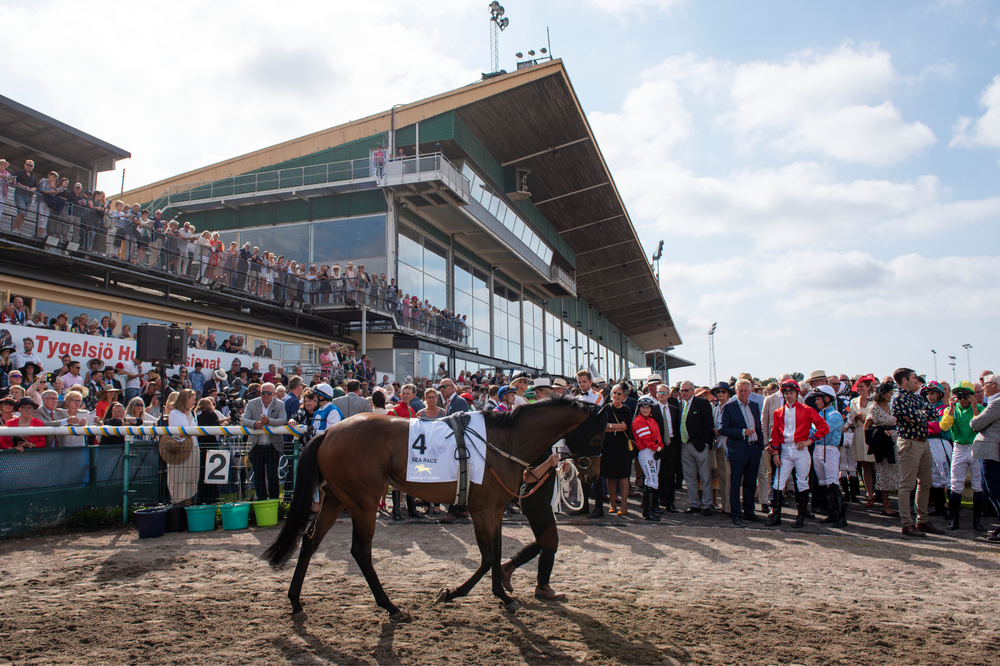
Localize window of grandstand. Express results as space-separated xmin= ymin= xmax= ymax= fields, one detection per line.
xmin=394 ymin=349 xmax=414 ymax=380
xmin=312 ymin=215 xmax=386 ymax=275
xmin=235 ymin=222 xmax=309 ymax=266
xmin=119 ymin=314 xmax=173 ymax=334
xmin=30 ymin=299 xmax=112 ymax=333
xmin=492 ymin=281 xmax=521 ymax=364
xmin=453 ymin=256 xmax=490 ymax=353
xmin=523 ymin=297 xmax=544 ymax=370
xmin=397 ymin=225 xmax=447 ymax=307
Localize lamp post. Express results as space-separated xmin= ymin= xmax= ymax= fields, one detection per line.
xmin=708 ymin=323 xmax=717 ymax=387
xmin=488 ymin=2 xmax=509 ymax=74
xmin=948 ymin=356 xmax=957 ymax=386
xmin=962 ymin=343 xmax=972 ymax=382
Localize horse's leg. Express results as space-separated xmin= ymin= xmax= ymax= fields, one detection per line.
xmin=288 ymin=496 xmax=344 ymax=621
xmin=490 ymin=506 xmax=520 ymax=613
xmin=348 ymin=508 xmax=404 ymax=621
xmin=435 ymin=506 xmax=498 ymax=603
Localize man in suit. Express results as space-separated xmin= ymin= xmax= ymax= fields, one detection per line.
xmin=650 ymin=382 xmax=681 ymax=512
xmin=678 ymin=380 xmax=717 ymax=515
xmin=241 ymin=382 xmax=288 ymax=500
xmin=37 ymin=389 xmax=65 ymax=447
xmin=972 ymin=373 xmax=1000 ymax=541
xmin=332 ymin=379 xmax=373 ymax=418
xmin=720 ymin=378 xmax=765 ymax=526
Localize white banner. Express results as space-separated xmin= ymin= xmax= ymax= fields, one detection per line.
xmin=0 ymin=323 xmax=277 ymax=381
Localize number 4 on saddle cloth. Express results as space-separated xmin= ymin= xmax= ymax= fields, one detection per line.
xmin=405 ymin=412 xmax=487 ymax=504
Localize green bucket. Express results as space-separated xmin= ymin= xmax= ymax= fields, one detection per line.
xmin=185 ymin=504 xmax=218 ymax=532
xmin=252 ymin=499 xmax=280 ymax=527
xmin=220 ymin=502 xmax=251 ymax=530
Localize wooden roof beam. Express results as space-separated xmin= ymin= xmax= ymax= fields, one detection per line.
xmin=500 ymin=137 xmax=591 ymax=167
xmin=533 ymin=181 xmax=609 ymax=206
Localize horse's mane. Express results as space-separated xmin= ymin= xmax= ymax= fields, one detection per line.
xmin=481 ymin=394 xmax=595 ymax=432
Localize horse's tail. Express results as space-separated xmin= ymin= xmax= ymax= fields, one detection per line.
xmin=262 ymin=432 xmax=325 ymax=568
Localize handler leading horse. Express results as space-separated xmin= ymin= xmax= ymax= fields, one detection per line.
xmin=263 ymin=396 xmax=606 ymax=621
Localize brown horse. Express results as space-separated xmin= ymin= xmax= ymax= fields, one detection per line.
xmin=263 ymin=396 xmax=607 ymax=621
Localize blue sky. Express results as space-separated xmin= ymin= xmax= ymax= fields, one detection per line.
xmin=5 ymin=0 xmax=999 ymax=384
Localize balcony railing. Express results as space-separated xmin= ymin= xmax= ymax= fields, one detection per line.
xmin=381 ymin=152 xmax=471 ymax=203
xmin=163 ymin=156 xmax=376 ymax=207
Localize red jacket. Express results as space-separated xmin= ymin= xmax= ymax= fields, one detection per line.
xmin=391 ymin=403 xmax=415 ymax=418
xmin=0 ymin=417 xmax=47 ymax=449
xmin=632 ymin=414 xmax=664 ymax=452
xmin=768 ymin=402 xmax=829 ymax=455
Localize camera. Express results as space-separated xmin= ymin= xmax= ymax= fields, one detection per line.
xmin=45 ymin=372 xmax=57 ymax=384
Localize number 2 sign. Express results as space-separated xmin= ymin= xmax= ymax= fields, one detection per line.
xmin=204 ymin=450 xmax=231 ymax=484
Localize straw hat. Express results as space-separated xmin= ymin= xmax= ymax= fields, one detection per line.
xmin=158 ymin=436 xmax=194 ymax=465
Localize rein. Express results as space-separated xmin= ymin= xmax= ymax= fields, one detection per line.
xmin=489 ymin=466 xmax=552 ymax=500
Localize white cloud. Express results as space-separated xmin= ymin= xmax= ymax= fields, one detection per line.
xmin=587 ymin=0 xmax=682 ymax=19
xmin=720 ymin=44 xmax=936 ymax=165
xmin=0 ymin=0 xmax=480 ymax=194
xmin=950 ymin=74 xmax=1000 ymax=148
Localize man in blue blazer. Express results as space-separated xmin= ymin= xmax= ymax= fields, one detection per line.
xmin=720 ymin=378 xmax=765 ymax=527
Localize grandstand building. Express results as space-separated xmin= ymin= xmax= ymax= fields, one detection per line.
xmin=1 ymin=59 xmax=681 ymax=379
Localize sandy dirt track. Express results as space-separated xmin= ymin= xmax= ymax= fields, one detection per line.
xmin=1 ymin=506 xmax=998 ymax=665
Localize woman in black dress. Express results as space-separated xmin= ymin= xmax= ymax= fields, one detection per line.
xmin=601 ymin=384 xmax=634 ymax=517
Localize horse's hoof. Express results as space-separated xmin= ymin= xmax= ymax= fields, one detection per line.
xmin=291 ymin=610 xmax=308 ymax=623
xmin=388 ymin=611 xmax=410 ymax=623
xmin=436 ymin=587 xmax=451 ymax=603
xmin=505 ymin=600 xmax=521 ymax=614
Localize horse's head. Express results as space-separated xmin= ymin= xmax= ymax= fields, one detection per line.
xmin=562 ymin=401 xmax=608 ymax=482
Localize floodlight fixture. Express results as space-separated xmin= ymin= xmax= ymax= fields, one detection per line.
xmin=516 ymin=52 xmax=523 ymax=58
xmin=540 ymin=48 xmax=547 ymax=54
xmin=528 ymin=49 xmax=535 ymax=56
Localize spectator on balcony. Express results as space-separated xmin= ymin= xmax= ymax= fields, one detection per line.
xmin=86 ymin=320 xmax=101 ymax=336
xmin=178 ymin=222 xmax=196 ymax=276
xmin=237 ymin=242 xmax=251 ymax=290
xmin=133 ymin=209 xmax=151 ymax=266
xmin=36 ymin=171 xmax=64 ymax=238
xmin=0 ymin=158 xmax=11 ymax=220
xmin=118 ymin=324 xmax=133 ymax=340
xmin=202 ymin=332 xmax=216 ymax=351
xmin=11 ymin=159 xmax=37 ymax=234
xmin=164 ymin=219 xmax=180 ymax=273
xmin=195 ymin=230 xmax=212 ymax=279
xmin=110 ymin=200 xmax=128 ymax=259
xmin=85 ymin=191 xmax=110 ymax=255
xmin=344 ymin=262 xmax=356 ymax=302
xmin=207 ymin=232 xmax=223 ymax=281
xmin=96 ymin=316 xmax=113 ymax=337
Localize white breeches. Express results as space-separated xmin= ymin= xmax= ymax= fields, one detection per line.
xmin=813 ymin=446 xmax=840 ymax=486
xmin=928 ymin=437 xmax=953 ymax=488
xmin=773 ymin=444 xmax=811 ymax=493
xmin=950 ymin=443 xmax=982 ymax=494
xmin=638 ymin=448 xmax=660 ymax=490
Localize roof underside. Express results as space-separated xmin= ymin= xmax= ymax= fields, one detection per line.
xmin=0 ymin=94 xmax=130 ymax=177
xmin=120 ymin=60 xmax=679 ymax=351
xmin=451 ymin=68 xmax=679 ymax=350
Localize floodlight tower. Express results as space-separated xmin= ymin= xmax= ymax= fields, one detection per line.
xmin=488 ymin=2 xmax=509 ymax=74
xmin=931 ymin=349 xmax=937 ymax=381
xmin=949 ymin=356 xmax=957 ymax=386
xmin=708 ymin=323 xmax=718 ymax=387
xmin=963 ymin=343 xmax=973 ymax=382
xmin=652 ymin=240 xmax=664 ymax=283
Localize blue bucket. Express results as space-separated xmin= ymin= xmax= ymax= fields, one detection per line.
xmin=185 ymin=504 xmax=218 ymax=532
xmin=135 ymin=507 xmax=168 ymax=538
xmin=220 ymin=502 xmax=251 ymax=530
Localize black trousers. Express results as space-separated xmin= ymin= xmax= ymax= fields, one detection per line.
xmin=249 ymin=445 xmax=280 ymax=500
xmin=658 ymin=443 xmax=683 ymax=504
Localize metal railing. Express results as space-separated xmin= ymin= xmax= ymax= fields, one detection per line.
xmin=164 ymin=157 xmax=376 ymax=206
xmin=0 ymin=190 xmax=468 ymax=345
xmin=382 ymin=152 xmax=471 ymax=202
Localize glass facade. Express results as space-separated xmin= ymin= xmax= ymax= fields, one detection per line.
xmin=397 ymin=225 xmax=447 ymax=308
xmin=215 ymin=214 xmax=387 ymax=275
xmin=454 ymin=256 xmax=491 ymax=353
xmin=460 ymin=163 xmax=554 ymax=265
xmin=492 ymin=281 xmax=520 ymax=364
xmin=523 ymin=298 xmax=544 ymax=371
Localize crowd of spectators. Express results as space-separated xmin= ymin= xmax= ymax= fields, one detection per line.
xmin=1 ymin=157 xmax=468 ymax=344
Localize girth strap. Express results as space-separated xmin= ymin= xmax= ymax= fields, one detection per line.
xmin=443 ymin=412 xmax=472 ymax=505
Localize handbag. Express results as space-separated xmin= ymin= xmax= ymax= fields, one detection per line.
xmin=612 ymin=411 xmax=634 ymax=452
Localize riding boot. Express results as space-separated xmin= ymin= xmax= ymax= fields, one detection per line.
xmin=792 ymin=490 xmax=809 ymax=529
xmin=643 ymin=488 xmax=660 ymax=521
xmin=849 ymin=475 xmax=860 ymax=503
xmin=811 ymin=485 xmax=827 ymax=516
xmin=834 ymin=484 xmax=848 ymax=528
xmin=406 ymin=494 xmax=419 ymax=518
xmin=973 ymin=492 xmax=986 ymax=532
xmin=572 ymin=481 xmax=591 ymax=516
xmin=651 ymin=493 xmax=664 ymax=517
xmin=840 ymin=477 xmax=851 ymax=504
xmin=947 ymin=491 xmax=961 ymax=530
xmin=391 ymin=490 xmax=402 ymax=521
xmin=766 ymin=490 xmax=783 ymax=526
xmin=821 ymin=483 xmax=839 ymax=524
xmin=589 ymin=483 xmax=604 ymax=519
xmin=928 ymin=487 xmax=947 ymax=516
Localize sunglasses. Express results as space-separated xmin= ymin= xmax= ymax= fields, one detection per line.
xmin=261 ymin=391 xmax=274 ymax=396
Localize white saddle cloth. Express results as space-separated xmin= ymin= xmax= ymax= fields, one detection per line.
xmin=405 ymin=413 xmax=487 ymax=484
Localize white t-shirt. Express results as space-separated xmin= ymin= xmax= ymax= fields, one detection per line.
xmin=120 ymin=360 xmax=141 ymax=389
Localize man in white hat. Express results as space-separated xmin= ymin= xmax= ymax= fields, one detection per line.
xmin=533 ymin=378 xmax=552 ymax=399
xmin=551 ymin=378 xmax=569 ymax=397
xmin=646 ymin=374 xmax=662 ymax=398
xmin=806 ymin=370 xmax=828 ymax=391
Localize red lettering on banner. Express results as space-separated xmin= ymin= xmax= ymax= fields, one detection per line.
xmin=118 ymin=346 xmax=131 ymax=361
xmin=70 ymin=344 xmax=81 ymax=356
xmin=58 ymin=342 xmax=70 ymax=356
xmin=102 ymin=345 xmax=113 ymax=360
xmin=46 ymin=339 xmax=59 ymax=357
